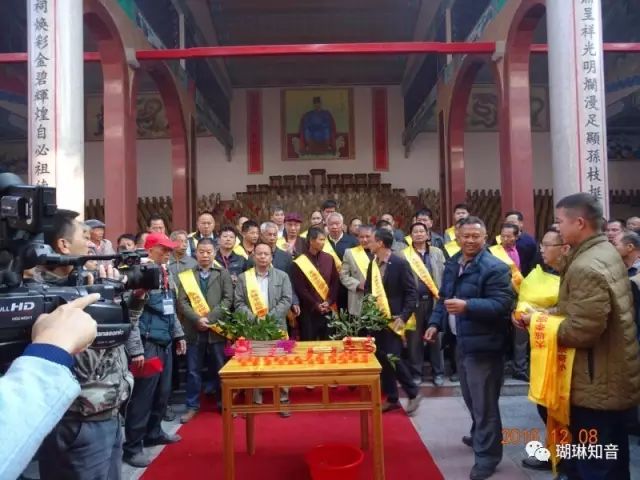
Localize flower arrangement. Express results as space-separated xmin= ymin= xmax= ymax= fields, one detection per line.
xmin=327 ymin=294 xmax=389 ymax=340
xmin=217 ymin=308 xmax=287 ymax=341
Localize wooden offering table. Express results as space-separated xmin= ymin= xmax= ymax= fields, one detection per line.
xmin=219 ymin=341 xmax=384 ymax=480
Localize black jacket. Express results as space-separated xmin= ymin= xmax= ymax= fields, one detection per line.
xmin=365 ymin=253 xmax=417 ymax=322
xmin=429 ymin=248 xmax=515 ymax=355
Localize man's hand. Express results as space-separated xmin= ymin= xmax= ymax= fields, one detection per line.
xmin=32 ymin=293 xmax=100 ymax=354
xmin=131 ymin=355 xmax=145 ymax=369
xmin=444 ymin=298 xmax=467 ymax=315
xmin=197 ymin=317 xmax=209 ymax=331
xmin=317 ymin=302 xmax=330 ymax=313
xmin=357 ymin=280 xmax=366 ymax=292
xmin=176 ymin=340 xmax=187 ymax=355
xmin=391 ymin=316 xmax=405 ymax=333
xmin=291 ymin=305 xmax=301 ymax=317
xmin=424 ymin=326 xmax=439 ymax=343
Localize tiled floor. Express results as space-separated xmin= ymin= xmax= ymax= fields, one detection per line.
xmin=22 ymin=390 xmax=640 ymax=480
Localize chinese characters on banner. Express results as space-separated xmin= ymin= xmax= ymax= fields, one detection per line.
xmin=28 ymin=0 xmax=56 ymax=187
xmin=574 ymin=0 xmax=609 ymax=213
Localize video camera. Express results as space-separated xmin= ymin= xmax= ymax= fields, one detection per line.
xmin=0 ymin=173 xmax=160 ymax=364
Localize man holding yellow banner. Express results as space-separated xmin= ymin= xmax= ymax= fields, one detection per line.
xmin=530 ymin=193 xmax=640 ymax=479
xmin=365 ymin=228 xmax=421 ymax=417
xmin=425 ymin=216 xmax=514 ymax=480
xmin=291 ymin=227 xmax=340 ymax=341
xmin=177 ymin=238 xmax=234 ymax=423
xmin=403 ymin=222 xmax=446 ymax=387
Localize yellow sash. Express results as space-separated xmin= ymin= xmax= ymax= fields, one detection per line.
xmin=233 ymin=244 xmax=249 ymax=259
xmin=300 ymin=230 xmax=308 ymax=239
xmin=489 ymin=244 xmax=524 ymax=292
xmin=276 ymin=237 xmax=288 ymax=251
xmin=349 ymin=245 xmax=371 ymax=278
xmin=324 ymin=239 xmax=342 ymax=271
xmin=529 ymin=312 xmax=575 ymax=469
xmin=515 ymin=266 xmax=560 ymax=316
xmin=402 ymin=247 xmax=440 ymax=299
xmin=213 ymin=259 xmax=223 ymax=269
xmin=294 ymin=254 xmax=330 ymax=301
xmin=404 ymin=235 xmax=412 ymax=246
xmin=371 ymin=260 xmax=415 ymax=337
xmin=178 ymin=269 xmax=229 ymax=339
xmin=444 ymin=240 xmax=461 ymax=257
xmin=495 ymin=234 xmax=502 ymax=245
xmin=244 ymin=268 xmax=269 ymax=318
xmin=234 ymin=236 xmax=241 ymax=247
xmin=445 ymin=225 xmax=455 ymax=241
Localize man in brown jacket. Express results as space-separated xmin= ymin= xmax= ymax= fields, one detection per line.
xmin=555 ymin=193 xmax=640 ymax=479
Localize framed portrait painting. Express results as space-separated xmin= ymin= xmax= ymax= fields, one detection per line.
xmin=281 ymin=88 xmax=355 ymax=160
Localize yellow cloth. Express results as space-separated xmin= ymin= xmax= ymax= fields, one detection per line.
xmin=293 ymin=254 xmax=330 ymax=301
xmin=300 ymin=230 xmax=308 ymax=239
xmin=444 ymin=240 xmax=460 ymax=257
xmin=324 ymin=239 xmax=342 ymax=271
xmin=371 ymin=260 xmax=415 ymax=338
xmin=402 ymin=247 xmax=440 ymax=299
xmin=529 ymin=312 xmax=575 ymax=470
xmin=489 ymin=244 xmax=523 ymax=292
xmin=178 ymin=269 xmax=230 ymax=339
xmin=349 ymin=245 xmax=371 ymax=278
xmin=233 ymin=244 xmax=249 ymax=259
xmin=515 ymin=266 xmax=560 ymax=316
xmin=495 ymin=234 xmax=502 ymax=245
xmin=404 ymin=235 xmax=412 ymax=246
xmin=244 ymin=268 xmax=269 ymax=318
xmin=445 ymin=225 xmax=455 ymax=241
xmin=234 ymin=236 xmax=241 ymax=247
xmin=276 ymin=237 xmax=288 ymax=251
xmin=213 ymin=259 xmax=223 ymax=269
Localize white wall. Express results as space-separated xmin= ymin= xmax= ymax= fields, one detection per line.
xmin=55 ymin=84 xmax=640 ymax=199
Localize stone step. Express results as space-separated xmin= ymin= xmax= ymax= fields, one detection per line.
xmin=419 ymin=377 xmax=529 ymax=397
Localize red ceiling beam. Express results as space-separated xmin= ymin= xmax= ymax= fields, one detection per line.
xmin=1 ymin=42 xmax=640 ymax=64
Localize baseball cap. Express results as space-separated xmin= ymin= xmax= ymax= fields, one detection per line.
xmin=284 ymin=212 xmax=303 ymax=223
xmin=144 ymin=233 xmax=178 ymax=250
xmin=85 ymin=219 xmax=106 ymax=229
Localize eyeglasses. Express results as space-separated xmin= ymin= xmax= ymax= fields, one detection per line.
xmin=540 ymin=243 xmax=565 ymax=249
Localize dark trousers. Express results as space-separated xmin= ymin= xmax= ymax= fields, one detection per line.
xmin=123 ymin=340 xmax=172 ymax=457
xmin=406 ymin=298 xmax=444 ymax=379
xmin=39 ymin=416 xmax=122 ymax=480
xmin=566 ymin=406 xmax=631 ymax=480
xmin=457 ymin=346 xmax=504 ymax=469
xmin=375 ymin=328 xmax=418 ymax=403
xmin=512 ymin=326 xmax=529 ymax=376
xmin=300 ymin=311 xmax=329 ymax=341
xmin=186 ymin=339 xmax=226 ymax=409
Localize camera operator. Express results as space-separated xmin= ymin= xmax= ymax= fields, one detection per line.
xmin=35 ymin=210 xmax=147 ymax=480
xmin=0 ymin=294 xmax=99 ymax=480
xmin=123 ymin=232 xmax=187 ymax=468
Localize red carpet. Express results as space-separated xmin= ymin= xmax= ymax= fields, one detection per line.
xmin=142 ymin=389 xmax=444 ymax=480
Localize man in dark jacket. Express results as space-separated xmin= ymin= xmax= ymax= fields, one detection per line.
xmin=366 ymin=228 xmax=421 ymax=416
xmin=426 ymin=216 xmax=515 ymax=480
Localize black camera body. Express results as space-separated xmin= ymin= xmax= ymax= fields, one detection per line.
xmin=0 ymin=172 xmax=160 ymax=364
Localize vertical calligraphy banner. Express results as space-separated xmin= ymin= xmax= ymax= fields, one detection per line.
xmin=574 ymin=0 xmax=609 ymax=214
xmin=28 ymin=0 xmax=56 ymax=186
xmin=246 ymin=90 xmax=263 ymax=174
xmin=372 ymin=87 xmax=389 ymax=172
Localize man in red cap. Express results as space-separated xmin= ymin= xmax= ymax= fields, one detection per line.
xmin=284 ymin=212 xmax=307 ymax=258
xmin=123 ymin=233 xmax=187 ymax=468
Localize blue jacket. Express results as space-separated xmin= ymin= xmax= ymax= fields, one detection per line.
xmin=429 ymin=248 xmax=515 ymax=355
xmin=0 ymin=345 xmax=80 ymax=480
xmin=139 ymin=289 xmax=185 ymax=346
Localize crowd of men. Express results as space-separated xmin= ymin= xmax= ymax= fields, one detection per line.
xmin=14 ymin=196 xmax=640 ymax=480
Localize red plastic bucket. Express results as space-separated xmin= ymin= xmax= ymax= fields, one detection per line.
xmin=305 ymin=444 xmax=365 ymax=480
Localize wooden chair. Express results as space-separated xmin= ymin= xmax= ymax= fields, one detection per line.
xmin=327 ymin=174 xmax=340 ymax=190
xmin=310 ymin=169 xmax=326 ymax=189
xmin=355 ymin=173 xmax=368 ymax=186
xmin=340 ymin=174 xmax=354 ymax=186
xmin=297 ymin=175 xmax=311 ymax=188
xmin=368 ymin=173 xmax=381 ymax=186
xmin=269 ymin=176 xmax=282 ymax=187
xmin=283 ymin=175 xmax=296 ymax=189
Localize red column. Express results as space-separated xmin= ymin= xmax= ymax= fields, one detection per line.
xmin=84 ymin=4 xmax=138 ymax=240
xmin=501 ymin=1 xmax=546 ymax=234
xmin=150 ymin=64 xmax=189 ymax=231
